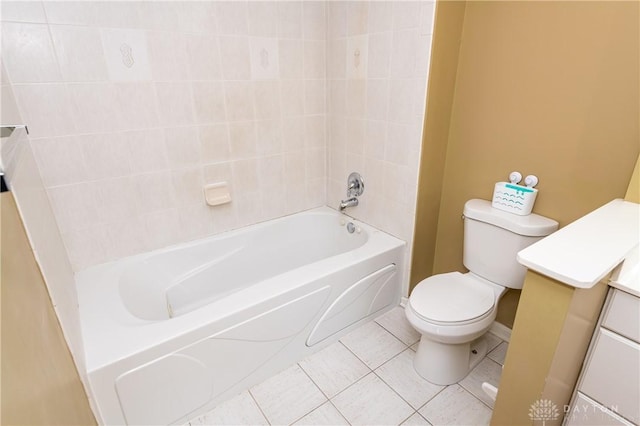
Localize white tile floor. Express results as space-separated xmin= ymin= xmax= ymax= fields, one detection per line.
xmin=188 ymin=306 xmax=507 ymax=426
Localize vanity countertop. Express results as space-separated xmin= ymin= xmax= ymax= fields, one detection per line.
xmin=517 ymin=199 xmax=639 ymax=291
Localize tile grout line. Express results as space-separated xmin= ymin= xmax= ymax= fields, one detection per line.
xmin=326 ymin=399 xmax=352 ymax=426
xmin=372 ymin=344 xmax=412 ymax=371
xmin=486 ymin=333 xmax=506 ymax=352
xmin=457 ymin=350 xmax=507 ymax=411
xmin=457 ymin=356 xmax=504 ymax=411
xmin=413 ymin=384 xmax=448 ymax=414
xmin=369 ymin=347 xmax=450 ymax=418
xmin=279 ymin=360 xmax=351 ymax=425
xmin=295 ymin=360 xmax=332 ymax=406
xmin=325 ymin=344 xmax=375 ymax=401
xmin=330 ymin=319 xmax=418 ymax=423
xmin=336 ymin=339 xmax=376 ymax=372
xmin=485 ymin=355 xmax=505 ymax=368
xmin=327 ymin=370 xmax=411 ymax=426
xmin=324 ymin=370 xmax=373 ymax=408
xmin=372 ymin=320 xmax=411 ymax=357
xmin=247 ymin=388 xmax=273 ymax=426
xmin=412 ymin=346 xmax=505 ymax=416
xmin=320 ymin=334 xmax=417 ymax=424
xmin=397 ymin=411 xmax=420 ymax=426
xmin=486 ymin=342 xmax=508 ymax=364
xmin=373 ymin=308 xmax=421 ymax=347
xmin=457 ymin=381 xmax=496 ymax=412
xmin=374 ymin=321 xmax=418 ymax=347
xmin=370 ymin=367 xmax=421 ymax=423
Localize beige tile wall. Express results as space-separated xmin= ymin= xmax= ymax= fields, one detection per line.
xmin=2 ymin=1 xmax=435 ymax=292
xmin=326 ymin=1 xmax=435 ymax=292
xmin=1 ymin=1 xmax=327 ymax=270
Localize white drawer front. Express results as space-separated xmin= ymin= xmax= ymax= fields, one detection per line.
xmin=580 ymin=328 xmax=640 ymax=424
xmin=566 ymin=393 xmax=635 ymax=426
xmin=603 ymin=289 xmax=640 ymax=344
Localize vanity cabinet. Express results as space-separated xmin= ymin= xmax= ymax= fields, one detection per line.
xmin=565 ymin=288 xmax=640 ymax=426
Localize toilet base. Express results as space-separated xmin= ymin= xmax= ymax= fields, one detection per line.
xmin=413 ymin=335 xmax=488 ymax=385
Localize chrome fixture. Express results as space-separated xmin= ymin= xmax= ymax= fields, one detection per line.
xmin=346 ymin=222 xmax=356 ymax=233
xmin=339 ymin=197 xmax=359 ymax=211
xmin=339 ymin=172 xmax=364 ymax=212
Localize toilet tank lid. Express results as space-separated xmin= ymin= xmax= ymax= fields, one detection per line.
xmin=464 ymin=199 xmax=559 ymax=237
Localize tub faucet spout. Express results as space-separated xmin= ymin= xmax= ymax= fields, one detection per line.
xmin=339 ymin=197 xmax=359 ymax=212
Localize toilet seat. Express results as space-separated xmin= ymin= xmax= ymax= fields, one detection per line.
xmin=409 ymin=272 xmax=495 ymax=325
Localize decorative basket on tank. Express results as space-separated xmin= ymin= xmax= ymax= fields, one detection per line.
xmin=492 ymin=182 xmax=538 ymax=216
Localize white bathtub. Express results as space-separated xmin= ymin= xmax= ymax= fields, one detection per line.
xmin=76 ymin=207 xmax=405 ymax=425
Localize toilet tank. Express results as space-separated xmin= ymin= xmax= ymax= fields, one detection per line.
xmin=462 ymin=199 xmax=558 ymax=289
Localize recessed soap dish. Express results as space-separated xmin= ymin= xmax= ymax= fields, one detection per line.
xmin=204 ymin=182 xmax=231 ymax=206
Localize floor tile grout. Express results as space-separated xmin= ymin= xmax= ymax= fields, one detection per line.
xmin=368 ymin=319 xmax=461 ymax=418
xmin=296 ymin=359 xmax=332 ymax=400
xmin=187 ymin=306 xmax=508 ymax=426
xmin=397 ymin=410 xmax=420 ymax=426
xmin=373 ymin=316 xmax=417 ymax=348
xmin=413 ymin=384 xmax=448 ymax=413
xmin=457 ymin=346 xmax=505 ymax=411
xmin=336 ymin=338 xmax=378 ymax=372
xmin=324 ymin=370 xmax=372 ymax=403
xmin=458 ymin=381 xmax=495 ymax=411
xmin=339 ymin=321 xmax=410 ymax=371
xmin=485 ymin=356 xmax=504 ymax=368
xmin=371 ymin=366 xmax=435 ymax=416
xmin=326 ymin=399 xmax=351 ymax=426
xmin=338 ymin=339 xmax=375 ymax=368
xmin=370 ymin=345 xmax=410 ymax=371
xmin=294 ymin=342 xmax=369 ymax=425
xmin=247 ymin=388 xmax=272 ymax=426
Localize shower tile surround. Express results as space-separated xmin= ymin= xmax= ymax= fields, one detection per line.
xmin=325 ymin=1 xmax=434 ymax=252
xmin=1 ymin=1 xmax=324 ymax=269
xmin=1 ymin=1 xmax=434 ymax=277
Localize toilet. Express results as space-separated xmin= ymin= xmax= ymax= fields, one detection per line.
xmin=406 ymin=199 xmax=558 ymax=385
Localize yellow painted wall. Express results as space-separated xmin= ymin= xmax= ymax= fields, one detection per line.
xmin=411 ymin=1 xmax=467 ymax=285
xmin=625 ymin=156 xmax=640 ymax=202
xmin=411 ymin=1 xmax=639 ymax=327
xmin=0 ymin=193 xmax=96 ymax=425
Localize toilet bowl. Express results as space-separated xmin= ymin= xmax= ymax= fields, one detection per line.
xmin=406 ymin=272 xmax=506 ymax=385
xmin=406 ymin=199 xmax=558 ymax=385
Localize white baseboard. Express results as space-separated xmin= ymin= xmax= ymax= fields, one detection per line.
xmin=489 ymin=321 xmax=512 ymax=342
xmin=400 ymin=297 xmax=409 ymax=307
